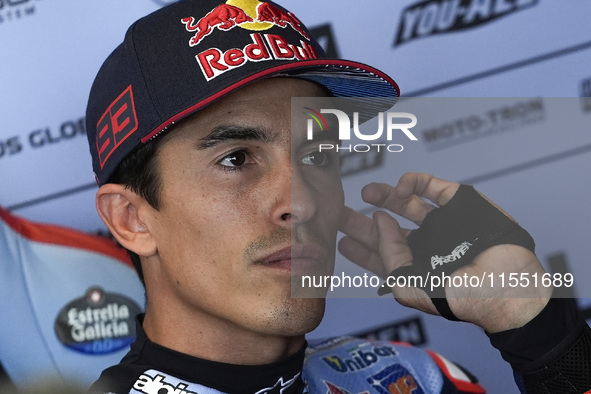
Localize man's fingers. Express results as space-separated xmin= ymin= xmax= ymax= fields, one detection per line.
xmin=373 ymin=211 xmax=413 ymax=274
xmin=395 ymin=173 xmax=460 ymax=207
xmin=338 ymin=206 xmax=379 ymax=251
xmin=360 ymin=173 xmax=461 ymax=225
xmin=362 ymin=183 xmax=435 ymax=225
xmin=338 ymin=208 xmax=414 ymax=278
xmin=390 ymin=286 xmax=438 ymax=316
xmin=337 ymin=236 xmax=387 ymax=277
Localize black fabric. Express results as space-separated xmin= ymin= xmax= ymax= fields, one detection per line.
xmin=431 ymin=297 xmax=460 ymax=322
xmin=379 ymin=185 xmax=535 ymax=321
xmin=488 ymin=297 xmax=591 ymax=393
xmin=89 ymin=315 xmax=307 ymax=394
xmin=487 ymin=297 xmax=582 ymax=369
xmin=516 ymin=324 xmax=591 ymax=393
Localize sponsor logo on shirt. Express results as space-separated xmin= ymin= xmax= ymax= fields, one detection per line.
xmin=322 ymin=344 xmax=398 ymax=373
xmin=367 ymin=364 xmax=424 ymax=394
xmin=54 ymin=286 xmax=141 ymax=355
xmin=254 ymin=373 xmax=300 ymax=394
xmin=133 ymin=372 xmax=198 ymax=394
xmin=132 ymin=370 xmax=300 ymax=394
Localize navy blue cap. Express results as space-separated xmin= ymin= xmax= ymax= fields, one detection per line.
xmin=86 ymin=0 xmax=400 ymax=186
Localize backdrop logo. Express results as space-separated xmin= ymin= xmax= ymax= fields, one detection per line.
xmin=421 ymin=98 xmax=544 ymax=151
xmin=356 ymin=316 xmax=427 ymax=346
xmin=394 ymin=0 xmax=539 ymax=46
xmin=0 ymin=0 xmax=38 ymax=24
xmin=309 ymin=24 xmax=340 ymax=58
xmin=305 ymin=108 xmax=418 ymax=153
xmin=580 ymin=77 xmax=591 ymax=113
xmin=1 ymin=117 xmax=86 ymax=161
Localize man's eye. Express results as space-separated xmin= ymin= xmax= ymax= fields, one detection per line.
xmin=219 ymin=150 xmax=248 ymax=168
xmin=301 ymin=151 xmax=329 ymax=167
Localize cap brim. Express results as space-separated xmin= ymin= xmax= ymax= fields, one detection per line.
xmin=141 ymin=59 xmax=400 ymax=143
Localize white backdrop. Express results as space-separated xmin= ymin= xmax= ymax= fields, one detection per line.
xmin=2 ymin=1 xmax=591 ymax=392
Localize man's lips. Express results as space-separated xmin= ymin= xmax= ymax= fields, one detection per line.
xmin=255 ymin=244 xmax=329 ymax=275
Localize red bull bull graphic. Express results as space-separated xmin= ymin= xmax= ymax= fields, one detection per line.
xmin=181 ymin=0 xmax=309 ymax=47
xmin=256 ymin=1 xmax=310 ymax=40
xmin=181 ymin=4 xmax=254 ymax=47
xmin=181 ymin=0 xmax=317 ymax=81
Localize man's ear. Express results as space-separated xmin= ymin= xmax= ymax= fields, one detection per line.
xmin=96 ymin=184 xmax=157 ymax=257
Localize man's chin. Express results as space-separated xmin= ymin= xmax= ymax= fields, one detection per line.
xmin=263 ymin=297 xmax=326 ymax=336
xmin=290 ymin=272 xmax=332 ymax=299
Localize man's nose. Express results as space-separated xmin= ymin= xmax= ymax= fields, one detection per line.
xmin=271 ymin=164 xmax=317 ymax=227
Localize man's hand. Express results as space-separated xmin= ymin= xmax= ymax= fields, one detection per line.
xmin=338 ymin=173 xmax=552 ymax=333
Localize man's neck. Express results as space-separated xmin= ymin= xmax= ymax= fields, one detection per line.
xmin=141 ymin=306 xmax=307 ymax=366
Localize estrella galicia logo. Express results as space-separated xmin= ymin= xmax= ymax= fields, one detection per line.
xmin=322 ymin=344 xmax=398 ymax=373
xmin=54 ymin=287 xmax=141 ymax=355
xmin=394 ymin=0 xmax=539 ymax=46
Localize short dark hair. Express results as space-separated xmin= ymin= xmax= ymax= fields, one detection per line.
xmin=107 ymin=136 xmax=166 ymax=286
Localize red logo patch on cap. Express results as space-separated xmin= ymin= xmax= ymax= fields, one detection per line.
xmin=96 ymin=85 xmax=138 ymax=169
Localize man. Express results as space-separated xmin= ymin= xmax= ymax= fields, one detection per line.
xmin=85 ymin=0 xmax=591 ymax=392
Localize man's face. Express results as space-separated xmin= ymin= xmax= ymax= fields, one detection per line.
xmin=144 ymin=78 xmax=344 ymax=339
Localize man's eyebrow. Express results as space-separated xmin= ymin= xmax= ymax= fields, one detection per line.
xmin=197 ymin=125 xmax=276 ymax=149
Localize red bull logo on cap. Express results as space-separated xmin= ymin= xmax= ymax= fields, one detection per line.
xmin=181 ymin=0 xmax=317 ymax=81
xmin=181 ymin=0 xmax=310 ymax=47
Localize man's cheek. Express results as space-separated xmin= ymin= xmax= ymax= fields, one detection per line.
xmin=313 ymin=173 xmax=343 ymax=199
